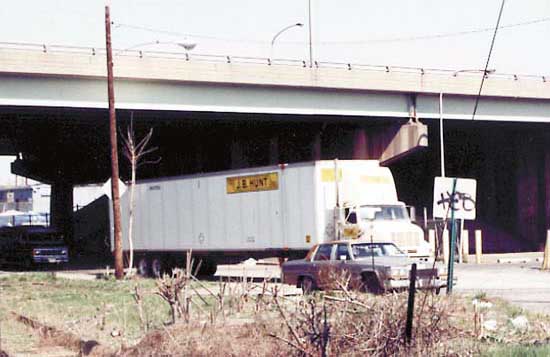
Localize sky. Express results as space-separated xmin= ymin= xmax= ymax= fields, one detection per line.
xmin=0 ymin=0 xmax=549 ymax=183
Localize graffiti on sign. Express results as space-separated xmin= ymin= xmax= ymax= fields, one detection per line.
xmin=226 ymin=172 xmax=279 ymax=194
xmin=436 ymin=191 xmax=476 ymax=212
xmin=433 ymin=177 xmax=477 ymax=220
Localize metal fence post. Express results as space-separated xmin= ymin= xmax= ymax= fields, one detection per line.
xmin=405 ymin=263 xmax=417 ymax=343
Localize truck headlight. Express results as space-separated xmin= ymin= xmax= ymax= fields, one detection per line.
xmin=33 ymin=249 xmax=40 ymax=256
xmin=388 ymin=267 xmax=409 ymax=279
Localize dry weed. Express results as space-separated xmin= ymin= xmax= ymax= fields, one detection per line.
xmin=270 ymin=290 xmax=464 ymax=356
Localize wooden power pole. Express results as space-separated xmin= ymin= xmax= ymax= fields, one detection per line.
xmin=105 ymin=5 xmax=124 ymax=279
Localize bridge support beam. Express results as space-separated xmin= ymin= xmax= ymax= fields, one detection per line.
xmin=379 ymin=121 xmax=428 ymax=165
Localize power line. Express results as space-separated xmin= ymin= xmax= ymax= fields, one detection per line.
xmin=112 ymin=22 xmax=266 ymax=44
xmin=112 ymin=16 xmax=550 ymax=46
xmin=472 ymin=0 xmax=506 ymax=121
xmin=318 ymin=16 xmax=550 ymax=45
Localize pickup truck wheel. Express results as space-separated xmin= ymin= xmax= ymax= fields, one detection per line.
xmin=151 ymin=257 xmax=163 ymax=278
xmin=362 ymin=273 xmax=383 ymax=294
xmin=300 ymin=276 xmax=315 ymax=294
xmin=137 ymin=257 xmax=150 ymax=277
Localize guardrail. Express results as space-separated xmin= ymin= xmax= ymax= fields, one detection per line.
xmin=1 ymin=41 xmax=548 ymax=83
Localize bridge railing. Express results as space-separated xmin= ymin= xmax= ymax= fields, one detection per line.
xmin=0 ymin=41 xmax=548 ymax=83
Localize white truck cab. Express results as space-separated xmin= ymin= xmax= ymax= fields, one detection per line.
xmin=340 ymin=203 xmax=431 ymax=257
xmin=321 ymin=160 xmax=431 ymax=258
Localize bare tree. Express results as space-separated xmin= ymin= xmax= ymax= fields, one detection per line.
xmin=121 ymin=116 xmax=160 ymax=277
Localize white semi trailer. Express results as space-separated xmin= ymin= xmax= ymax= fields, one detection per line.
xmin=115 ymin=160 xmax=431 ymax=276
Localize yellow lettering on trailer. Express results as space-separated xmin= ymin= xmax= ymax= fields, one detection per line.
xmin=226 ymin=172 xmax=279 ymax=194
xmin=321 ymin=168 xmax=343 ymax=182
xmin=360 ymin=176 xmax=392 ymax=184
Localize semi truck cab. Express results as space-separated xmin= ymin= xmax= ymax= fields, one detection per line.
xmin=340 ymin=203 xmax=431 ymax=257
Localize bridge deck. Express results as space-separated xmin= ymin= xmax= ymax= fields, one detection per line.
xmin=0 ymin=44 xmax=549 ymax=100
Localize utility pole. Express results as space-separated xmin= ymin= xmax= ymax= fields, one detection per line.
xmin=308 ymin=0 xmax=313 ymax=67
xmin=105 ymin=5 xmax=123 ymax=279
xmin=439 ymin=92 xmax=445 ymax=178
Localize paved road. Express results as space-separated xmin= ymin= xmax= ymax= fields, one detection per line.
xmin=455 ymin=263 xmax=550 ymax=315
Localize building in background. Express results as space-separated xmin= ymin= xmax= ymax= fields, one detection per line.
xmin=0 ymin=185 xmax=34 ymax=212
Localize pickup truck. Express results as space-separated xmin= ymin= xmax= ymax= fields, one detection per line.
xmin=282 ymin=240 xmax=448 ymax=294
xmin=0 ymin=226 xmax=69 ymax=269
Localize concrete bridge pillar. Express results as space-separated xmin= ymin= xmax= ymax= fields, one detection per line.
xmin=269 ymin=136 xmax=279 ymax=164
xmin=544 ymin=147 xmax=550 ymax=248
xmin=312 ymin=131 xmax=322 ymax=160
xmin=352 ymin=129 xmax=368 ymax=159
xmin=230 ymin=139 xmax=248 ymax=169
xmin=516 ymin=134 xmax=548 ymax=250
xmin=50 ymin=178 xmax=74 ymax=249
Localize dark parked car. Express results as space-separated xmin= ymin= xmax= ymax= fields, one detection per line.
xmin=282 ymin=240 xmax=449 ymax=293
xmin=0 ymin=226 xmax=69 ymax=268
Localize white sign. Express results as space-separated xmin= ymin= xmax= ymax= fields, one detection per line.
xmin=433 ymin=177 xmax=477 ymax=220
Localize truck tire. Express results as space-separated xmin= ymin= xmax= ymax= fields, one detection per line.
xmin=151 ymin=257 xmax=163 ymax=278
xmin=362 ymin=273 xmax=383 ymax=294
xmin=197 ymin=259 xmax=217 ymax=276
xmin=137 ymin=256 xmax=150 ymax=277
xmin=300 ymin=276 xmax=316 ymax=294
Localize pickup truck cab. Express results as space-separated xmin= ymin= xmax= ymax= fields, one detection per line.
xmin=282 ymin=240 xmax=448 ymax=294
xmin=0 ymin=226 xmax=69 ymax=268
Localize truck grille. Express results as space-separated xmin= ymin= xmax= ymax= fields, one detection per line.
xmin=34 ymin=248 xmax=65 ymax=256
xmin=390 ymin=232 xmax=419 ymax=247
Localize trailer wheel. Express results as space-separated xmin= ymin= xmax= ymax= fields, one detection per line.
xmin=137 ymin=256 xmax=150 ymax=277
xmin=151 ymin=257 xmax=163 ymax=278
xmin=197 ymin=259 xmax=217 ymax=276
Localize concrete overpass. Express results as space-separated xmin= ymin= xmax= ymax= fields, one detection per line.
xmin=1 ymin=43 xmax=550 ymax=121
xmin=1 ymin=43 xmax=549 ymax=253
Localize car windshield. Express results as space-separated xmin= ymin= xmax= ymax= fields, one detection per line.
xmin=360 ymin=205 xmax=408 ymax=221
xmin=26 ymin=232 xmax=62 ymax=242
xmin=351 ymin=243 xmax=405 ymax=259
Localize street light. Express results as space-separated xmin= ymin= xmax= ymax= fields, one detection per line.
xmin=118 ymin=39 xmax=197 ymax=55
xmin=270 ymin=23 xmax=303 ymax=60
xmin=453 ymin=68 xmax=496 ymax=77
xmin=178 ymin=38 xmax=197 ymax=52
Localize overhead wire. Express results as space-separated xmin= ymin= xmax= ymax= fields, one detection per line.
xmin=472 ymin=0 xmax=507 ymax=121
xmin=112 ymin=16 xmax=550 ymax=46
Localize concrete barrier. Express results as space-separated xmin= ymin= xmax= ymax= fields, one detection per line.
xmin=462 ymin=230 xmax=469 ymax=263
xmin=542 ymin=230 xmax=550 ymax=270
xmin=475 ymin=230 xmax=483 ymax=264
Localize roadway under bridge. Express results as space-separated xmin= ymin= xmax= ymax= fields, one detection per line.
xmin=1 ymin=43 xmax=550 ymax=254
